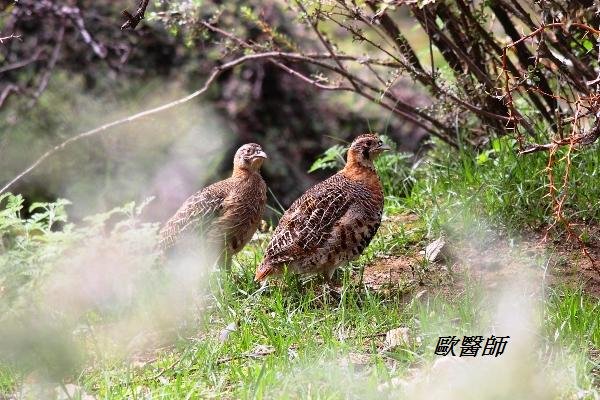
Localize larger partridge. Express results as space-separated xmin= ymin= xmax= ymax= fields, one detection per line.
xmin=159 ymin=143 xmax=268 ymax=266
xmin=255 ymin=134 xmax=390 ymax=281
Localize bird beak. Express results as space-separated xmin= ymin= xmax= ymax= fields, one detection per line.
xmin=376 ymin=143 xmax=391 ymax=152
xmin=254 ymin=151 xmax=268 ymax=160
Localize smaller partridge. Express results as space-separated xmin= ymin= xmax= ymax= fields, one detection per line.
xmin=255 ymin=134 xmax=390 ymax=282
xmin=159 ymin=143 xmax=268 ymax=267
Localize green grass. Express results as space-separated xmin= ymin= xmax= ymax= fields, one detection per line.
xmin=1 ymin=233 xmax=599 ymax=398
xmin=405 ymin=136 xmax=600 ymax=234
xmin=1 ymin=138 xmax=600 ymax=398
xmin=3 ymin=267 xmax=592 ymax=399
xmin=547 ymin=287 xmax=600 ymax=349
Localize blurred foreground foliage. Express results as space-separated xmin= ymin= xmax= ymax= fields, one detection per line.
xmin=0 ymin=144 xmax=599 ymax=397
xmin=0 ymin=193 xmax=159 ymax=314
xmin=0 ymin=193 xmax=163 ymax=380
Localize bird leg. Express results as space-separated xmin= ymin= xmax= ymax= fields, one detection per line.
xmin=223 ymin=251 xmax=233 ymax=272
xmin=322 ymin=267 xmax=343 ymax=300
xmin=215 ymin=247 xmax=233 ymax=272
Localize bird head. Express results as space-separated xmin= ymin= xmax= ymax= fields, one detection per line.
xmin=347 ymin=134 xmax=391 ymax=168
xmin=233 ymin=143 xmax=268 ymax=172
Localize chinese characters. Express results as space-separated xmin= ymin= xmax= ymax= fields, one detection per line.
xmin=435 ymin=335 xmax=509 ymax=357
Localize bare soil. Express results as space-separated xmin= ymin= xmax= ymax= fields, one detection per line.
xmin=361 ymin=214 xmax=600 ymax=297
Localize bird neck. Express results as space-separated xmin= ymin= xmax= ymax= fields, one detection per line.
xmin=341 ymin=152 xmax=381 ymax=188
xmin=346 ymin=149 xmax=375 ymax=169
xmin=232 ymin=165 xmax=259 ymax=178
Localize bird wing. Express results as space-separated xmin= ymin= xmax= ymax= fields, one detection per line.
xmin=158 ymin=180 xmax=230 ymax=250
xmin=264 ymin=174 xmax=352 ymax=265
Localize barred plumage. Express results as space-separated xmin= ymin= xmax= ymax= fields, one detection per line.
xmin=255 ymin=134 xmax=390 ymax=281
xmin=159 ymin=143 xmax=267 ymax=266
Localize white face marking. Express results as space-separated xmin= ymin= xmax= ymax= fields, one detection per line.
xmin=233 ymin=143 xmax=266 ymax=170
xmin=346 ymin=135 xmax=382 ymax=169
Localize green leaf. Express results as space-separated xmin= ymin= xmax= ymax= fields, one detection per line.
xmin=308 ymin=144 xmax=346 ymax=173
xmin=29 ymin=202 xmax=47 ymax=213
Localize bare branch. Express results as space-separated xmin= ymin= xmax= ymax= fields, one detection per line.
xmin=294 ymin=0 xmax=362 ymax=93
xmin=121 ymin=0 xmax=150 ymax=30
xmin=518 ymin=125 xmax=600 ymax=155
xmin=0 ymin=84 xmax=20 ymax=109
xmin=0 ymin=34 xmax=21 ymax=44
xmin=64 ymin=7 xmax=107 ymax=58
xmin=0 ymin=49 xmax=388 ymax=194
xmin=27 ymin=24 xmax=65 ymax=107
xmin=0 ymin=48 xmax=43 ymax=74
xmin=205 ymin=19 xmax=458 ymax=142
xmin=0 ymin=52 xmax=239 ymax=194
xmin=270 ymin=60 xmax=352 ymax=91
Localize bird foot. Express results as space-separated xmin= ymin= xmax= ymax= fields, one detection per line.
xmin=323 ymin=281 xmax=342 ymax=301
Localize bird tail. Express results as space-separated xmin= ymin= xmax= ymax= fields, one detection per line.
xmin=255 ymin=260 xmax=274 ymax=282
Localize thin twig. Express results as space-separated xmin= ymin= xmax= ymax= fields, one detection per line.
xmin=0 ymin=53 xmax=240 ymax=194
xmin=0 ymin=48 xmax=445 ymax=194
xmin=0 ymin=84 xmax=20 ymax=108
xmin=518 ymin=124 xmax=600 ymax=155
xmin=295 ymin=0 xmax=362 ymax=93
xmin=27 ymin=23 xmax=65 ymax=107
xmin=0 ymin=48 xmax=43 ymax=74
xmin=0 ymin=33 xmax=22 ymax=44
xmin=121 ymin=0 xmax=150 ymax=30
xmin=216 ymin=348 xmax=275 ymax=365
xmin=200 ymin=20 xmax=456 ymax=143
xmin=270 ymin=60 xmax=352 ymax=91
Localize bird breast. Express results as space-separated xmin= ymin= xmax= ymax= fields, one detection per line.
xmin=217 ymin=173 xmax=266 ymax=250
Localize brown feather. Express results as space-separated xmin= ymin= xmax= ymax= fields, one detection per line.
xmin=256 ymin=134 xmax=387 ymax=281
xmin=159 ymin=143 xmax=267 ymax=265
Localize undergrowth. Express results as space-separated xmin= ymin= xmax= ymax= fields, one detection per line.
xmin=0 ymin=136 xmax=599 ymax=398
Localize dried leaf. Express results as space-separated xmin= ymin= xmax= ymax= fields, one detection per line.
xmin=425 ymin=237 xmax=446 ymax=262
xmin=219 ymin=322 xmax=238 ymax=343
xmin=249 ymin=344 xmax=275 ymax=357
xmin=385 ymin=327 xmax=411 ymax=349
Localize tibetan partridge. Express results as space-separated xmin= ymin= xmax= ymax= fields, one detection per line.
xmin=255 ymin=134 xmax=390 ymax=282
xmin=159 ymin=143 xmax=268 ymax=267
